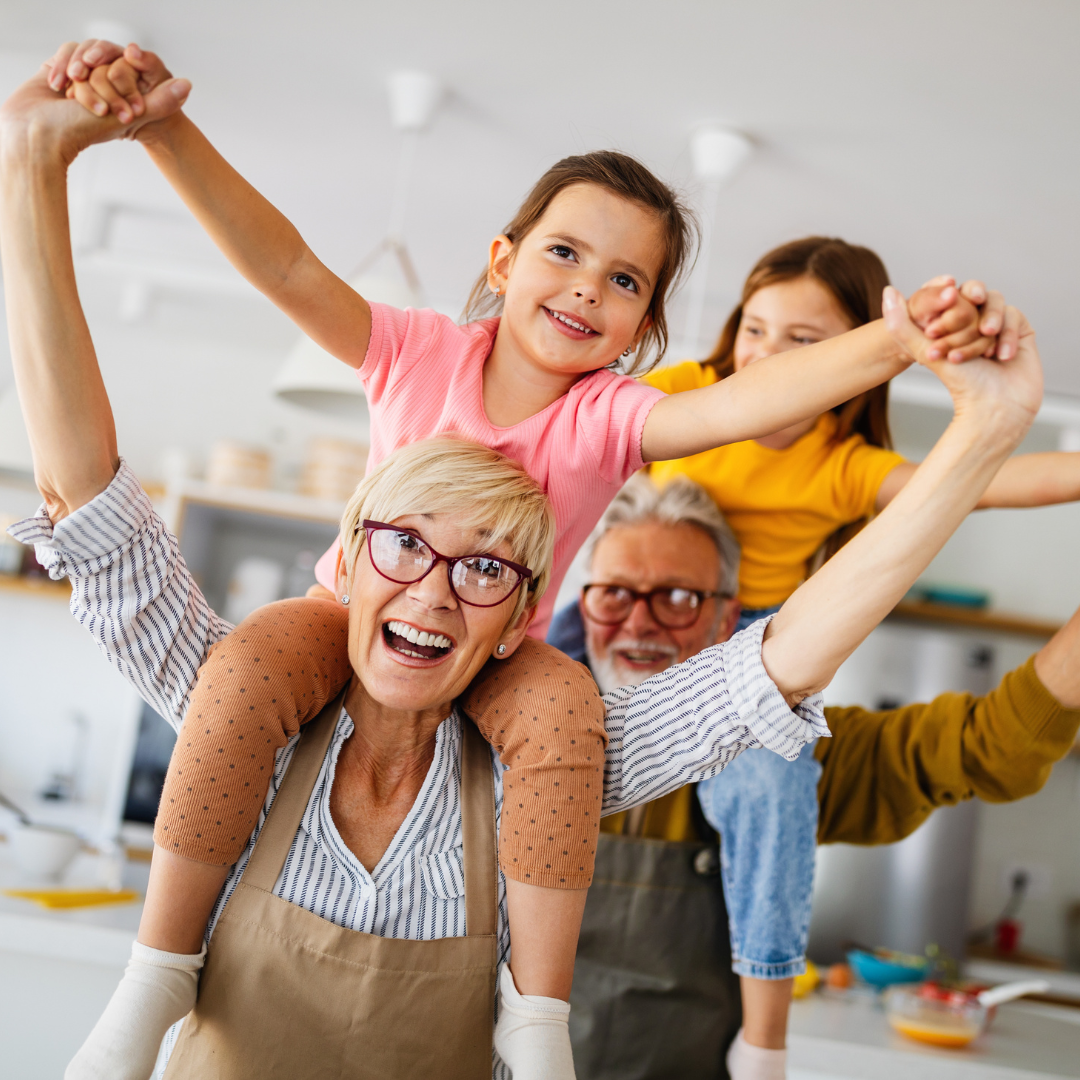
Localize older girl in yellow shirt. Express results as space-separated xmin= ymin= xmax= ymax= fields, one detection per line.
xmin=643 ymin=236 xmax=1080 ymax=1080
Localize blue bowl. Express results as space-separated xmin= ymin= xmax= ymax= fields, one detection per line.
xmin=847 ymin=949 xmax=926 ymax=988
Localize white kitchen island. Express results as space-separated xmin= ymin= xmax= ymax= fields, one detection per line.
xmin=788 ymin=987 xmax=1080 ymax=1080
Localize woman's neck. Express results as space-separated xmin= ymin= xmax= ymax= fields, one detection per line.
xmin=481 ymin=319 xmax=587 ymax=428
xmin=331 ymin=681 xmax=454 ymax=871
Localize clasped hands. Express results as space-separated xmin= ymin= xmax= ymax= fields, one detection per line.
xmin=39 ymin=35 xmax=1038 ymax=427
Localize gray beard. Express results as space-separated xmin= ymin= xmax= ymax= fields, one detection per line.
xmin=587 ymin=644 xmax=677 ymax=697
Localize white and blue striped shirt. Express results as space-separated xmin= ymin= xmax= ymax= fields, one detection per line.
xmin=12 ymin=461 xmax=826 ymax=1076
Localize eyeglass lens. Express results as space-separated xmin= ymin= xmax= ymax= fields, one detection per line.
xmin=583 ymin=585 xmax=704 ymax=628
xmin=368 ymin=527 xmax=522 ymax=605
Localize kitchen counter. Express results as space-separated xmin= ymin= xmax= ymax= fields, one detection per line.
xmin=0 ymin=846 xmax=145 ymax=1079
xmin=788 ymin=988 xmax=1080 ymax=1079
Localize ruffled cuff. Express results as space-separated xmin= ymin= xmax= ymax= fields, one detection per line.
xmin=7 ymin=459 xmax=154 ymax=581
xmin=723 ymin=614 xmax=830 ymax=760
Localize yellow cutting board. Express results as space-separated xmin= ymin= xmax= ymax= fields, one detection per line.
xmin=3 ymin=888 xmax=140 ymax=909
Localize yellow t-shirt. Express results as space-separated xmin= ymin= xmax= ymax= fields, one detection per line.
xmin=642 ymin=361 xmax=906 ymax=609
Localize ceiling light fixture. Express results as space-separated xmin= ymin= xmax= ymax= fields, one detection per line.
xmin=681 ymin=125 xmax=753 ymax=355
xmin=272 ymin=70 xmax=443 ymax=419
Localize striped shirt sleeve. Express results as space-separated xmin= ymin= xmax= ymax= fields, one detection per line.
xmin=600 ymin=615 xmax=829 ymax=815
xmin=8 ymin=460 xmax=231 ymax=729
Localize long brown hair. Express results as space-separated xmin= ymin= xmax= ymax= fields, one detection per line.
xmin=703 ymin=236 xmax=893 ymax=450
xmin=462 ymin=151 xmax=697 ymax=375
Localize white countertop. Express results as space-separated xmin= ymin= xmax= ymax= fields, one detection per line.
xmin=788 ymin=988 xmax=1080 ymax=1079
xmin=0 ymin=846 xmax=144 ymax=967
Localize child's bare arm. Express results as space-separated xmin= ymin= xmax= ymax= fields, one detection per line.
xmin=61 ymin=44 xmax=372 ymax=369
xmin=641 ymin=281 xmax=1008 ymax=463
xmin=878 ymin=451 xmax=1080 ymax=513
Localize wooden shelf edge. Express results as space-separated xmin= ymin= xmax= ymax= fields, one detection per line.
xmin=889 ymin=600 xmax=1062 ymax=639
xmin=0 ymin=574 xmax=71 ymax=600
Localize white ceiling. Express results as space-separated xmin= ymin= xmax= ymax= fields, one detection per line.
xmin=1 ymin=0 xmax=1079 ymax=398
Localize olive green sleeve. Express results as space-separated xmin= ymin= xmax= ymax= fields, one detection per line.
xmin=814 ymin=656 xmax=1080 ymax=846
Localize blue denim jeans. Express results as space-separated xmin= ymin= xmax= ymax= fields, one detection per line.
xmin=696 ymin=605 xmax=820 ymax=980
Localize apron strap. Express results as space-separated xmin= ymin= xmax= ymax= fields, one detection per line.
xmin=460 ymin=716 xmax=498 ymax=938
xmin=241 ymin=688 xmax=347 ymax=893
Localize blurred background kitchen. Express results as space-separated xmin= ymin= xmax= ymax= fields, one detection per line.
xmin=1 ymin=2 xmax=1079 ymax=1077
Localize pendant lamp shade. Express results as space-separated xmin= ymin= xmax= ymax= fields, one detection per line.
xmin=271 ymin=273 xmax=420 ymax=420
xmin=273 ymin=69 xmax=437 ymax=419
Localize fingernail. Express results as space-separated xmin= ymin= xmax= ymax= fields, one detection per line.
xmin=129 ymin=44 xmax=142 ymax=58
xmin=50 ymin=74 xmax=64 ymax=90
xmin=882 ymin=287 xmax=898 ymax=311
xmin=927 ymin=347 xmax=942 ymax=360
xmin=84 ymin=48 xmax=101 ymax=63
xmin=70 ymin=61 xmax=86 ymax=77
xmin=999 ymin=344 xmax=1013 ymax=360
xmin=949 ymin=350 xmax=964 ymax=362
xmin=132 ymin=100 xmax=144 ymax=115
xmin=118 ymin=110 xmax=131 ymax=123
xmin=94 ymin=101 xmax=108 ymax=116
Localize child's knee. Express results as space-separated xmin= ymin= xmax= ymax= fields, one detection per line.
xmin=461 ymin=638 xmax=607 ymax=760
xmin=194 ymin=597 xmax=352 ymax=724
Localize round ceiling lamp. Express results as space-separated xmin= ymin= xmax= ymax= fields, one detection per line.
xmin=681 ymin=125 xmax=753 ymax=354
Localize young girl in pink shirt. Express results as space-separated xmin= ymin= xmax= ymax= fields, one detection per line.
xmin=55 ymin=41 xmax=1012 ymax=1080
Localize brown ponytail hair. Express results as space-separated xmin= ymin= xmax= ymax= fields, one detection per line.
xmin=703 ymin=236 xmax=893 ymax=450
xmin=462 ymin=151 xmax=698 ymax=375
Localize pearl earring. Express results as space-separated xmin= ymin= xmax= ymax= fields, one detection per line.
xmin=497 ymin=644 xmax=507 ymax=656
xmin=622 ymin=346 xmax=633 ymax=358
xmin=340 ymin=594 xmax=350 ymax=606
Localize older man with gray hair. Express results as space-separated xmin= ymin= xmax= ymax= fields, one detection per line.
xmin=550 ymin=474 xmax=1080 ymax=1080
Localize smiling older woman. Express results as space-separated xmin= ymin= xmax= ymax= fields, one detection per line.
xmin=1 ymin=61 xmax=1044 ymax=1080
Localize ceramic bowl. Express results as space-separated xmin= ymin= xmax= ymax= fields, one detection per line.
xmin=8 ymin=821 xmax=83 ymax=880
xmin=847 ymin=949 xmax=926 ymax=987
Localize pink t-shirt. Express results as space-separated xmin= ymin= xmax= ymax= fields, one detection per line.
xmin=315 ymin=303 xmax=665 ymax=636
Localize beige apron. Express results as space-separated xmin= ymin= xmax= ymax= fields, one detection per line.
xmin=165 ymin=693 xmax=499 ymax=1080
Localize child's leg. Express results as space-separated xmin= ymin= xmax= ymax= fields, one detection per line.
xmin=66 ymin=848 xmax=226 ymax=1080
xmin=697 ymin=741 xmax=822 ymax=1080
xmin=67 ymin=598 xmax=351 ymax=1080
xmin=461 ymin=638 xmax=606 ymax=1001
xmin=154 ymin=596 xmax=352 ymax=866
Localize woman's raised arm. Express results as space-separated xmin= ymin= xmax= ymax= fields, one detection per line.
xmin=761 ymin=290 xmax=1043 ymax=706
xmin=0 ymin=68 xmax=184 ymax=520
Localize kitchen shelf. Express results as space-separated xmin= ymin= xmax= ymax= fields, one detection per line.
xmin=0 ymin=574 xmax=71 ymax=600
xmin=888 ymin=600 xmax=1062 ymax=639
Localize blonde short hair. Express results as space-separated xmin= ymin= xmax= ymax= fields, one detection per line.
xmin=340 ymin=436 xmax=556 ymax=625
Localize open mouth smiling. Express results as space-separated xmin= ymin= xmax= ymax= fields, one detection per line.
xmin=543 ymin=306 xmax=599 ymax=337
xmin=383 ymin=619 xmax=454 ymax=660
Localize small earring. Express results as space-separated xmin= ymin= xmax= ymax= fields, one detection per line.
xmin=496 ymin=644 xmax=507 ymax=656
xmin=622 ymin=346 xmax=632 ymax=358
xmin=340 ymin=594 xmax=350 ymax=606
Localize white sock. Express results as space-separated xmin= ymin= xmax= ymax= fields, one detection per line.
xmin=65 ymin=941 xmax=206 ymax=1080
xmin=493 ymin=963 xmax=576 ymax=1080
xmin=726 ymin=1029 xmax=787 ymax=1080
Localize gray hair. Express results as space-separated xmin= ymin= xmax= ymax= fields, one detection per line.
xmin=586 ymin=474 xmax=740 ymax=598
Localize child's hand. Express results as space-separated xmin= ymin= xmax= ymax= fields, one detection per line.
xmin=907 ymin=276 xmax=1019 ymax=362
xmin=884 ymin=283 xmax=1023 ymax=372
xmin=46 ymin=41 xmax=185 ymax=138
xmin=46 ymin=40 xmax=172 ymax=129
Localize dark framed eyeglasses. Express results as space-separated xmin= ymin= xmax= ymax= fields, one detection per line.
xmin=362 ymin=520 xmax=533 ymax=608
xmin=581 ymin=583 xmax=722 ymax=630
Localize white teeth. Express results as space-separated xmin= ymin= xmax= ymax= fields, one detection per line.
xmin=549 ymin=309 xmax=593 ymax=333
xmin=385 ymin=621 xmax=451 ymax=650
